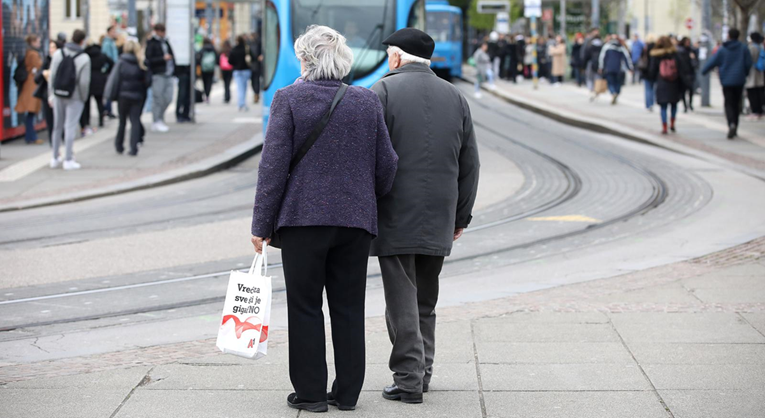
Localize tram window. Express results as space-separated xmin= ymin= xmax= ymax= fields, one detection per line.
xmin=292 ymin=0 xmax=395 ymax=80
xmin=263 ymin=2 xmax=280 ymax=90
xmin=453 ymin=13 xmax=462 ymax=41
xmin=426 ymin=12 xmax=451 ymax=43
xmin=408 ymin=0 xmax=426 ymax=30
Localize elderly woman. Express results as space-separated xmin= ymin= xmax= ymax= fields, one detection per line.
xmin=250 ymin=25 xmax=398 ymax=412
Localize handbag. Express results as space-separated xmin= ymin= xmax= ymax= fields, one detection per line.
xmin=268 ymin=83 xmax=348 ymax=248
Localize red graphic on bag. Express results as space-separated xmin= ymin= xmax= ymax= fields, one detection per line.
xmin=221 ymin=315 xmax=268 ymax=341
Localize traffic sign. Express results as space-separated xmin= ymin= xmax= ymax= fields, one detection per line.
xmin=542 ymin=8 xmax=553 ymax=22
xmin=685 ymin=18 xmax=694 ymax=30
xmin=524 ymin=0 xmax=542 ymax=18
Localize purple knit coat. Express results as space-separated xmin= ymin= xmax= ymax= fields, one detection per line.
xmin=251 ymin=80 xmax=398 ymax=238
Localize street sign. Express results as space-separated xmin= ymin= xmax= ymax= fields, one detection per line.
xmin=542 ymin=8 xmax=553 ymax=22
xmin=496 ymin=12 xmax=510 ymax=34
xmin=685 ymin=17 xmax=694 ymax=30
xmin=478 ymin=0 xmax=510 ymax=14
xmin=524 ymin=0 xmax=542 ymax=18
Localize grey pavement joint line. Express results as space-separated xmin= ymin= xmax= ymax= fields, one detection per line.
xmin=606 ymin=315 xmax=676 ymax=418
xmin=470 ymin=320 xmax=488 ymax=418
xmin=109 ymin=365 xmax=155 ymax=418
xmin=737 ymin=312 xmax=765 ymax=339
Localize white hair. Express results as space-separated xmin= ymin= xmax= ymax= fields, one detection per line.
xmin=386 ymin=46 xmax=431 ymax=66
xmin=294 ymin=25 xmax=354 ymax=81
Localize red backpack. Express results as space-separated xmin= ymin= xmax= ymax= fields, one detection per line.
xmin=659 ymin=57 xmax=678 ymax=81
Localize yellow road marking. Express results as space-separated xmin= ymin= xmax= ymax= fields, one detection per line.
xmin=527 ymin=215 xmax=602 ymax=223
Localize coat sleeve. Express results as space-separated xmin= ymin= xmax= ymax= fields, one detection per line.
xmin=79 ymin=56 xmax=92 ymax=100
xmin=456 ymin=97 xmax=480 ymax=229
xmin=373 ymin=98 xmax=398 ymax=198
xmin=251 ymin=89 xmax=295 ymax=238
xmin=48 ymin=50 xmax=62 ymax=102
xmin=701 ymin=50 xmax=721 ymax=75
xmin=103 ymin=59 xmax=121 ymax=102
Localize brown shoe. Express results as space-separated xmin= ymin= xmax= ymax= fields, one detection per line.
xmin=253 ymin=94 xmax=260 ymax=104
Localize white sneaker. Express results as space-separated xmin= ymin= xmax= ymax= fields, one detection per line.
xmin=49 ymin=156 xmax=63 ymax=168
xmin=474 ymin=92 xmax=483 ymax=99
xmin=63 ymin=160 xmax=81 ymax=171
xmin=151 ymin=122 xmax=169 ymax=133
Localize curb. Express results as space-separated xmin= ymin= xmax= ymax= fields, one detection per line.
xmin=0 ymin=134 xmax=264 ymax=213
xmin=460 ymin=74 xmax=765 ymax=182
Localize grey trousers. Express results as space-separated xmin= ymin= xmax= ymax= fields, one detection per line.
xmin=151 ymin=75 xmax=174 ymax=122
xmin=51 ymin=97 xmax=85 ymax=162
xmin=379 ymin=254 xmax=445 ymax=393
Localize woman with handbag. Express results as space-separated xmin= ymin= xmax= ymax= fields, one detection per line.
xmin=15 ymin=34 xmax=44 ymax=144
xmin=250 ymin=25 xmax=398 ymax=413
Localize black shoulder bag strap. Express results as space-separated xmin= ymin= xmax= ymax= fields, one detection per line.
xmin=288 ymin=83 xmax=348 ymax=174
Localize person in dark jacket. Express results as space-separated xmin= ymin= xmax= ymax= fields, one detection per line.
xmin=371 ymin=28 xmax=480 ymax=405
xmin=219 ymin=40 xmax=234 ymax=104
xmin=639 ymin=35 xmax=656 ymax=110
xmin=249 ymin=32 xmax=262 ymax=103
xmin=80 ymin=42 xmax=114 ymax=131
xmin=598 ymin=35 xmax=633 ymax=104
xmin=580 ymin=27 xmax=601 ymax=89
xmin=702 ymin=28 xmax=753 ymax=139
xmin=196 ymin=38 xmax=217 ymax=103
xmin=228 ymin=35 xmax=252 ymax=111
xmin=105 ymin=40 xmax=151 ymax=156
xmin=649 ymin=36 xmax=686 ymax=135
xmin=144 ymin=23 xmax=175 ymax=132
xmin=250 ymin=25 xmax=398 ymax=413
xmin=677 ymin=37 xmax=698 ymax=112
xmin=571 ymin=33 xmax=585 ymax=86
xmin=35 ymin=40 xmax=58 ymax=143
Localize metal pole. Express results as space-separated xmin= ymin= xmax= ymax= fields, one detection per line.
xmin=81 ymin=0 xmax=90 ymax=36
xmin=206 ymin=0 xmax=214 ymax=39
xmin=560 ymin=0 xmax=566 ymax=36
xmin=127 ymin=0 xmax=137 ymax=36
xmin=591 ymin=0 xmax=599 ymax=30
xmin=722 ymin=0 xmax=729 ymax=40
xmin=617 ymin=0 xmax=626 ymax=37
xmin=531 ymin=16 xmax=538 ymax=89
xmin=643 ymin=0 xmax=648 ymax=35
xmin=700 ymin=0 xmax=711 ymax=107
xmin=190 ymin=0 xmax=196 ymax=123
xmin=214 ymin=2 xmax=221 ymax=44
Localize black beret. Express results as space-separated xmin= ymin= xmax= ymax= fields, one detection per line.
xmin=382 ymin=28 xmax=435 ymax=60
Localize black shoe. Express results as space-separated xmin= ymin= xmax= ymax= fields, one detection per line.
xmin=116 ymin=148 xmax=124 ymax=155
xmin=327 ymin=392 xmax=356 ymax=411
xmin=727 ymin=126 xmax=736 ymax=139
xmin=423 ymin=383 xmax=429 ymax=393
xmin=128 ymin=150 xmax=138 ymax=156
xmin=382 ymin=384 xmax=423 ymax=404
xmin=287 ymin=393 xmax=328 ymax=413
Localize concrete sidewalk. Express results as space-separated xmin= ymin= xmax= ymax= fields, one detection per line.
xmin=0 ymin=85 xmax=263 ymax=212
xmin=463 ymin=66 xmax=765 ymax=179
xmin=1 ymin=239 xmax=763 ymax=418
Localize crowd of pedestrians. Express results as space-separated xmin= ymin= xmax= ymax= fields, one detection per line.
xmin=12 ymin=24 xmax=264 ymax=168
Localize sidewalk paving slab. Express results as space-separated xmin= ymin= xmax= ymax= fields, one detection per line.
xmin=483 ymin=391 xmax=669 ymax=418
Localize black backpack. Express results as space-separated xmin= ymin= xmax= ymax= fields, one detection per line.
xmin=52 ymin=50 xmax=84 ymax=98
xmin=13 ymin=55 xmax=28 ymax=88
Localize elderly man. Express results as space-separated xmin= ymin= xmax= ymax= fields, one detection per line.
xmin=370 ymin=28 xmax=480 ymax=404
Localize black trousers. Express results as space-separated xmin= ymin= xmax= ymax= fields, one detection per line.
xmin=221 ymin=70 xmax=233 ymax=103
xmin=176 ymin=69 xmax=191 ymax=120
xmin=378 ymin=254 xmax=444 ymax=392
xmin=80 ymin=94 xmax=105 ymax=128
xmin=201 ymin=72 xmax=214 ymax=99
xmin=747 ymin=86 xmax=764 ymax=116
xmin=279 ymin=226 xmax=372 ymax=407
xmin=250 ymin=68 xmax=261 ymax=95
xmin=116 ymin=97 xmax=143 ymax=154
xmin=722 ymin=85 xmax=744 ymax=129
xmin=43 ymin=97 xmax=54 ymax=144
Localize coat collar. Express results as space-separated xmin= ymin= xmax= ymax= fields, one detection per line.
xmin=382 ymin=62 xmax=436 ymax=79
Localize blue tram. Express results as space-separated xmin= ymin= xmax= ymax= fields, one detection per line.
xmin=262 ymin=0 xmax=426 ymax=130
xmin=425 ymin=0 xmax=462 ymax=79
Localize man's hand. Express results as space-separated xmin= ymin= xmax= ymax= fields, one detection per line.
xmin=453 ymin=228 xmax=464 ymax=241
xmin=251 ymin=236 xmax=271 ymax=254
xmin=164 ymin=54 xmax=172 ymax=61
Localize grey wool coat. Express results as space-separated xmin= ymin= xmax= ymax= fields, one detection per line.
xmin=370 ymin=63 xmax=480 ymax=257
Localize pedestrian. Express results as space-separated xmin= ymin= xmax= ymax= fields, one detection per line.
xmin=649 ymin=36 xmax=685 ymax=135
xmin=472 ymin=42 xmax=491 ymax=98
xmin=250 ymin=32 xmax=263 ymax=104
xmin=599 ymin=34 xmax=632 ymax=104
xmin=34 ymin=40 xmax=58 ymax=144
xmin=536 ymin=37 xmax=550 ymax=82
xmin=702 ymin=28 xmax=753 ymax=139
xmin=80 ymin=39 xmax=114 ymax=133
xmin=101 ymin=25 xmax=119 ymax=119
xmin=581 ymin=27 xmax=601 ymax=90
xmin=503 ymin=34 xmax=518 ymax=82
xmin=15 ymin=34 xmax=44 ymax=144
xmin=370 ymin=27 xmax=480 ymax=405
xmin=250 ymin=25 xmax=398 ymax=413
xmin=219 ymin=40 xmax=234 ymax=104
xmin=145 ymin=23 xmax=175 ymax=132
xmin=488 ymin=31 xmax=501 ymax=83
xmin=197 ymin=38 xmax=217 ymax=103
xmin=516 ymin=34 xmax=527 ymax=79
xmin=549 ymin=35 xmax=567 ymax=85
xmin=229 ymin=35 xmax=252 ymax=111
xmin=639 ymin=34 xmax=656 ymax=111
xmin=585 ymin=35 xmax=605 ymax=101
xmin=523 ymin=41 xmax=534 ymax=79
xmin=571 ymin=33 xmax=585 ymax=87
xmin=631 ymin=33 xmax=644 ymax=83
xmin=677 ymin=37 xmax=699 ymax=113
xmin=105 ymin=40 xmax=151 ymax=156
xmin=745 ymin=32 xmax=764 ymax=121
xmin=49 ymin=29 xmax=91 ymax=170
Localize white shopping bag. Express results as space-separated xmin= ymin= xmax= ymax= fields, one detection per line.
xmin=216 ymin=244 xmax=272 ymax=359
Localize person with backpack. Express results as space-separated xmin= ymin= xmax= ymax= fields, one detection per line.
xmin=145 ymin=23 xmax=175 ymax=132
xmin=638 ymin=35 xmax=656 ymax=111
xmin=219 ymin=40 xmax=234 ymax=104
xmin=104 ymin=40 xmax=151 ymax=156
xmin=677 ymin=37 xmax=699 ymax=113
xmin=599 ymin=34 xmax=633 ymax=104
xmin=702 ymin=28 xmax=753 ymax=139
xmin=35 ymin=40 xmax=59 ymax=144
xmin=48 ymin=29 xmax=91 ymax=170
xmin=14 ymin=34 xmax=44 ymax=144
xmin=80 ymin=39 xmax=114 ymax=134
xmin=197 ymin=38 xmax=218 ymax=104
xmin=745 ymin=32 xmax=764 ymax=121
xmin=649 ymin=36 xmax=686 ymax=135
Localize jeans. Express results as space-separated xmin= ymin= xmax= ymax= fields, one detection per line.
xmin=24 ymin=112 xmax=38 ymax=143
xmin=605 ymin=73 xmax=622 ymax=95
xmin=151 ymin=75 xmax=174 ymax=122
xmin=644 ymin=79 xmax=655 ymax=109
xmin=660 ymin=103 xmax=678 ymax=124
xmin=233 ymin=69 xmax=251 ymax=108
xmin=722 ymin=86 xmax=744 ymax=128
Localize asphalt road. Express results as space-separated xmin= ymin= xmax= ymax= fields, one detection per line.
xmin=2 ymin=80 xmax=765 ymax=364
